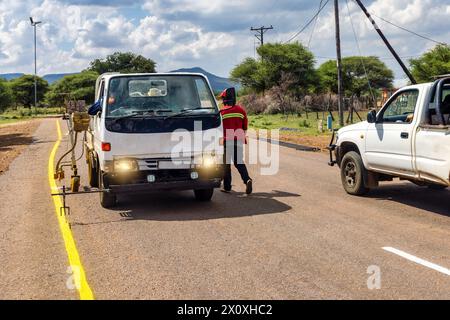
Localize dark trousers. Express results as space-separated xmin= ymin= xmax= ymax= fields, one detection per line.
xmin=223 ymin=140 xmax=251 ymax=190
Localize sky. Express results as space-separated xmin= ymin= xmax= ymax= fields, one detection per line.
xmin=0 ymin=0 xmax=449 ymax=86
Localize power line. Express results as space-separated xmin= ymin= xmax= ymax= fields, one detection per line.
xmin=353 ymin=0 xmax=417 ymax=84
xmin=371 ymin=13 xmax=446 ymax=45
xmin=345 ymin=0 xmax=376 ymax=102
xmin=351 ymin=0 xmax=446 ymax=45
xmin=316 ymin=54 xmax=421 ymax=60
xmin=307 ymin=0 xmax=323 ymax=48
xmin=285 ymin=0 xmax=330 ymax=43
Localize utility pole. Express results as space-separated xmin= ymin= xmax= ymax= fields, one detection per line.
xmin=250 ymin=25 xmax=273 ymax=46
xmin=353 ymin=0 xmax=416 ymax=84
xmin=334 ymin=0 xmax=344 ymax=127
xmin=30 ymin=17 xmax=42 ymax=108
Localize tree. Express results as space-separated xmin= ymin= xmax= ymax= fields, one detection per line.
xmin=268 ymin=72 xmax=298 ymax=114
xmin=317 ymin=56 xmax=394 ymax=97
xmin=231 ymin=42 xmax=318 ymax=95
xmin=0 ymin=78 xmax=13 ymax=112
xmin=410 ymin=44 xmax=450 ymax=83
xmin=87 ymin=52 xmax=157 ymax=74
xmin=45 ymin=71 xmax=98 ymax=107
xmin=230 ymin=58 xmax=264 ymax=92
xmin=9 ymin=75 xmax=49 ymax=107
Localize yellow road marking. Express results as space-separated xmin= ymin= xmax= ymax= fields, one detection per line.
xmin=48 ymin=119 xmax=94 ymax=300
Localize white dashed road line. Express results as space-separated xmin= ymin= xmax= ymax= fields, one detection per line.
xmin=383 ymin=246 xmax=450 ymax=276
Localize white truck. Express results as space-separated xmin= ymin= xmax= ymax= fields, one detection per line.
xmin=329 ymin=76 xmax=450 ymax=195
xmin=85 ymin=73 xmax=224 ymax=207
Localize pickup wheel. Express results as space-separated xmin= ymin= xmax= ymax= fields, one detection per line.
xmin=99 ymin=170 xmax=116 ymax=208
xmin=194 ymin=188 xmax=214 ymax=201
xmin=340 ymin=151 xmax=369 ymax=196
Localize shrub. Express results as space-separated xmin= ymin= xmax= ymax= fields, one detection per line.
xmin=239 ymin=94 xmax=270 ymax=114
xmin=19 ymin=108 xmax=31 ymax=117
xmin=299 ymin=119 xmax=310 ymax=128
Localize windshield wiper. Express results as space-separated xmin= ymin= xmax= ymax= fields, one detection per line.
xmin=109 ymin=109 xmax=172 ymax=123
xmin=163 ymin=107 xmax=217 ymax=120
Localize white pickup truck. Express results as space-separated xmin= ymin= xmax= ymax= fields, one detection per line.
xmin=329 ymin=76 xmax=450 ymax=195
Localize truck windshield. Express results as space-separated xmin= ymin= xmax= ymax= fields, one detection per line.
xmin=105 ymin=75 xmax=217 ymax=117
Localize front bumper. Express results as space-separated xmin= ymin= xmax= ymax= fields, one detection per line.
xmin=103 ymin=167 xmax=224 ymax=194
xmin=108 ymin=179 xmax=222 ymax=194
xmin=327 ymin=129 xmax=339 ymax=166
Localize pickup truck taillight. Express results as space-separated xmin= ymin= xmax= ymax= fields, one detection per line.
xmin=101 ymin=142 xmax=111 ymax=152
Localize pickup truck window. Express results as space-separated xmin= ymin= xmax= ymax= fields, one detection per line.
xmin=428 ymin=85 xmax=450 ymax=125
xmin=380 ymin=89 xmax=419 ymax=124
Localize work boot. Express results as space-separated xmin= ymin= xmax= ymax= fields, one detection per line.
xmin=245 ymin=179 xmax=253 ymax=195
xmin=221 ymin=183 xmax=231 ymax=193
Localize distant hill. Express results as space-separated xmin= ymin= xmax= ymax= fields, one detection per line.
xmin=43 ymin=73 xmax=78 ymax=84
xmin=0 ymin=73 xmax=24 ymax=81
xmin=0 ymin=73 xmax=77 ymax=84
xmin=170 ymin=67 xmax=239 ymax=93
xmin=1 ymin=68 xmax=239 ymax=91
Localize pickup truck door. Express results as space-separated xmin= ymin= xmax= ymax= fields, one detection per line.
xmin=415 ymin=126 xmax=450 ymax=185
xmin=414 ymin=87 xmax=450 ymax=185
xmin=365 ymin=89 xmax=420 ymax=175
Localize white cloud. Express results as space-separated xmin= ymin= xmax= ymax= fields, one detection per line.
xmin=0 ymin=0 xmax=448 ymax=83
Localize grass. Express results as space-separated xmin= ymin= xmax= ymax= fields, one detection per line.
xmin=0 ymin=107 xmax=62 ymax=125
xmin=248 ymin=112 xmax=363 ymax=136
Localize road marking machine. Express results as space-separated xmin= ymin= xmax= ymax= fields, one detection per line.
xmin=51 ymin=105 xmax=109 ymax=220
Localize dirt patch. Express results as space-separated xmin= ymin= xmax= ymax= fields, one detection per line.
xmin=278 ymin=133 xmax=332 ymax=152
xmin=253 ymin=129 xmax=332 ymax=152
xmin=0 ymin=120 xmax=41 ymax=174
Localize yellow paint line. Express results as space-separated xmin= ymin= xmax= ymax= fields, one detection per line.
xmin=48 ymin=119 xmax=94 ymax=300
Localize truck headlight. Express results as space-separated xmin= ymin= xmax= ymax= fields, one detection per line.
xmin=114 ymin=159 xmax=138 ymax=173
xmin=202 ymin=154 xmax=216 ymax=168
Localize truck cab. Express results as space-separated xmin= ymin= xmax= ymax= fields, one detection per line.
xmin=85 ymin=73 xmax=224 ymax=207
xmin=329 ymin=76 xmax=450 ymax=195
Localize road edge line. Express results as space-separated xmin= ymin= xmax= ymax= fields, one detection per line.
xmin=383 ymin=247 xmax=450 ymax=276
xmin=48 ymin=119 xmax=94 ymax=300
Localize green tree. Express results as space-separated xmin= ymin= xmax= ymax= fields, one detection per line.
xmin=0 ymin=78 xmax=13 ymax=112
xmin=317 ymin=56 xmax=394 ymax=97
xmin=9 ymin=75 xmax=49 ymax=107
xmin=231 ymin=42 xmax=318 ymax=94
xmin=230 ymin=58 xmax=265 ymax=92
xmin=45 ymin=71 xmax=98 ymax=107
xmin=410 ymin=44 xmax=450 ymax=83
xmin=87 ymin=52 xmax=157 ymax=74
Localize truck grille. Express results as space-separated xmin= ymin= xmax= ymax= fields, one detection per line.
xmin=137 ymin=157 xmax=193 ymax=171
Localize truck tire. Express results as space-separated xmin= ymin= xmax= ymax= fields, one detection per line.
xmin=194 ymin=188 xmax=214 ymax=201
xmin=340 ymin=151 xmax=369 ymax=196
xmin=88 ymin=152 xmax=99 ymax=188
xmin=99 ymin=170 xmax=116 ymax=208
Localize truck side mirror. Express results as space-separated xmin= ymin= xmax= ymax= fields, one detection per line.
xmin=367 ymin=110 xmax=377 ymax=123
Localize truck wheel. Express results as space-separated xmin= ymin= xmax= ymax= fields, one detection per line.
xmin=88 ymin=153 xmax=99 ymax=188
xmin=99 ymin=170 xmax=116 ymax=208
xmin=427 ymin=183 xmax=448 ymax=190
xmin=194 ymin=188 xmax=214 ymax=201
xmin=340 ymin=151 xmax=369 ymax=196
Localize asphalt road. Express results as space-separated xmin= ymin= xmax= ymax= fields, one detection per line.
xmin=1 ymin=118 xmax=449 ymax=299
